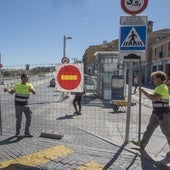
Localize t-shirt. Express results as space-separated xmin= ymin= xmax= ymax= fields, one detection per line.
xmin=153 ymin=84 xmax=169 ymax=100
xmin=13 ymin=83 xmax=34 ymax=106
xmin=153 ymin=84 xmax=169 ymax=114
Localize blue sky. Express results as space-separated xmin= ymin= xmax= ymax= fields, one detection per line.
xmin=0 ymin=0 xmax=170 ymax=66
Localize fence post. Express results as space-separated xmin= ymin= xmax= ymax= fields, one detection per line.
xmin=125 ymin=61 xmax=133 ymax=143
xmin=0 ymin=100 xmax=2 ymax=135
xmin=138 ymin=60 xmax=142 ymax=142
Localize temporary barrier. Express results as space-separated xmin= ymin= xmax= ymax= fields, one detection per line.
xmin=0 ymin=63 xmax=142 ymax=148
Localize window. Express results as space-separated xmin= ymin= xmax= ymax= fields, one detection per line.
xmin=159 ymin=51 xmax=163 ymax=58
xmin=154 ymin=48 xmax=157 ymax=60
xmin=159 ymin=45 xmax=163 ymax=58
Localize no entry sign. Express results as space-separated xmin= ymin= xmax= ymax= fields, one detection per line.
xmin=56 ymin=64 xmax=84 ymax=92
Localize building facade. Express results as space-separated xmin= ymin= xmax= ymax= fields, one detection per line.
xmin=82 ymin=23 xmax=170 ymax=86
xmin=151 ymin=36 xmax=170 ymax=75
xmin=142 ymin=28 xmax=170 ymax=84
xmin=82 ymin=39 xmax=118 ymax=76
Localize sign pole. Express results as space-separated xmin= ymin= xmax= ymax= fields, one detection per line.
xmin=138 ymin=59 xmax=142 ymax=142
xmin=120 ymin=0 xmax=148 ymax=143
xmin=125 ymin=61 xmax=133 ymax=143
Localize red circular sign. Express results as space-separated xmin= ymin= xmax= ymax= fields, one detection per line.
xmin=121 ymin=0 xmax=148 ymax=15
xmin=0 ymin=64 xmax=3 ymax=68
xmin=57 ymin=65 xmax=81 ymax=90
xmin=61 ymin=57 xmax=70 ymax=64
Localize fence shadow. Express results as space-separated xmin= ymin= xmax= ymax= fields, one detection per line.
xmin=0 ymin=163 xmax=44 ymax=170
xmin=102 ymin=143 xmax=127 ymax=170
xmin=0 ymin=136 xmax=22 ymax=145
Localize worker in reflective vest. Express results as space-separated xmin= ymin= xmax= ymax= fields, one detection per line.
xmin=132 ymin=71 xmax=170 ymax=157
xmin=4 ymin=73 xmax=36 ymax=138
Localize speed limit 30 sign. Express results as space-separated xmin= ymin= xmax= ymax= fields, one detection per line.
xmin=121 ymin=0 xmax=148 ymax=15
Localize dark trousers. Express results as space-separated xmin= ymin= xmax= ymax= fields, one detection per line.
xmin=141 ymin=113 xmax=170 ymax=148
xmin=15 ymin=105 xmax=32 ymax=135
xmin=134 ymin=84 xmax=138 ymax=93
xmin=73 ymin=96 xmax=82 ymax=112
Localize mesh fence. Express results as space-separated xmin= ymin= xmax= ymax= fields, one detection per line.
xmin=0 ymin=63 xmax=140 ymax=146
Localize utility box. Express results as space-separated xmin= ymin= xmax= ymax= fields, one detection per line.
xmin=111 ymin=75 xmax=125 ymax=100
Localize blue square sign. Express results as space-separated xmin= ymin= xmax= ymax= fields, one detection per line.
xmin=119 ymin=26 xmax=147 ymax=51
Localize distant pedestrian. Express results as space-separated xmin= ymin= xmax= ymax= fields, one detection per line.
xmin=133 ymin=75 xmax=139 ymax=93
xmin=72 ymin=91 xmax=85 ymax=115
xmin=132 ymin=71 xmax=170 ymax=157
xmin=3 ymin=73 xmax=36 ymax=138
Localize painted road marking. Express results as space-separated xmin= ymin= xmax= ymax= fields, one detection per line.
xmin=0 ymin=145 xmax=73 ymax=169
xmin=76 ymin=161 xmax=110 ymax=170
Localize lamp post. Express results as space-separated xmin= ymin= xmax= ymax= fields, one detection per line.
xmin=61 ymin=36 xmax=72 ymax=99
xmin=63 ymin=35 xmax=72 ymax=58
xmin=0 ymin=53 xmax=2 ymax=135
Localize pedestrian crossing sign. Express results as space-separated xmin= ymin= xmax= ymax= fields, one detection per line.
xmin=120 ymin=26 xmax=147 ymax=51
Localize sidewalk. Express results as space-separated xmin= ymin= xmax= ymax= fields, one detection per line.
xmin=0 ymin=125 xmax=165 ymax=170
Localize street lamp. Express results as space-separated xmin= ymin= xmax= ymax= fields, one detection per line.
xmin=63 ymin=36 xmax=72 ymax=58
xmin=62 ymin=36 xmax=72 ymax=99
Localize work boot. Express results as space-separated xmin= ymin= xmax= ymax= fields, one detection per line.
xmin=77 ymin=111 xmax=81 ymax=115
xmin=73 ymin=111 xmax=79 ymax=115
xmin=15 ymin=131 xmax=22 ymax=138
xmin=24 ymin=132 xmax=33 ymax=138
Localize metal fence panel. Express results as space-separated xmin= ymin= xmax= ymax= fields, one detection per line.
xmin=0 ymin=64 xmax=140 ymax=148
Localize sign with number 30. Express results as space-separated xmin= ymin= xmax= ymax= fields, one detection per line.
xmin=121 ymin=0 xmax=148 ymax=15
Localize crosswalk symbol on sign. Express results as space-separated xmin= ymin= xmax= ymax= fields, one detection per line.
xmin=120 ymin=26 xmax=146 ymax=51
xmin=122 ymin=27 xmax=144 ymax=46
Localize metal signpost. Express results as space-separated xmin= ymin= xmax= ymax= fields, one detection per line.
xmin=120 ymin=0 xmax=148 ymax=143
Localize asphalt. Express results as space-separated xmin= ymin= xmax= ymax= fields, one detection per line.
xmin=0 ymin=86 xmax=170 ymax=170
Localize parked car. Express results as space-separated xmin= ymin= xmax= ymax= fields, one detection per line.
xmin=50 ymin=78 xmax=56 ymax=87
